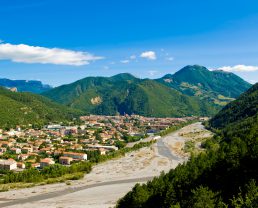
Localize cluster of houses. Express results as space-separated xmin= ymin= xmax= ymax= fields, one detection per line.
xmin=0 ymin=115 xmax=198 ymax=171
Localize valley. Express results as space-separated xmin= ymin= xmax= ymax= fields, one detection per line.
xmin=0 ymin=122 xmax=210 ymax=208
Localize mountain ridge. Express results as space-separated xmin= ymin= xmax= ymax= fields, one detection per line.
xmin=42 ymin=70 xmax=221 ymax=117
xmin=0 ymin=78 xmax=52 ymax=94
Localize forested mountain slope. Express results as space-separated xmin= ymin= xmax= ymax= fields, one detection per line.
xmin=0 ymin=87 xmax=81 ymax=128
xmin=116 ymin=83 xmax=258 ymax=208
xmin=156 ymin=65 xmax=251 ymax=106
xmin=42 ymin=73 xmax=220 ymax=117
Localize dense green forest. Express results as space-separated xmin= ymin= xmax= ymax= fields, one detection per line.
xmin=0 ymin=87 xmax=82 ymax=129
xmin=116 ymin=83 xmax=258 ymax=208
xmin=156 ymin=65 xmax=251 ymax=106
xmin=43 ymin=72 xmax=220 ymax=117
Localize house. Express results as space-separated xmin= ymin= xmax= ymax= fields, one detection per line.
xmin=0 ymin=159 xmax=17 ymax=170
xmin=18 ymin=154 xmax=29 ymax=161
xmin=99 ymin=148 xmax=107 ymax=155
xmin=0 ymin=147 xmax=7 ymax=153
xmin=22 ymin=146 xmax=33 ymax=153
xmin=63 ymin=152 xmax=87 ymax=160
xmin=17 ymin=162 xmax=25 ymax=169
xmin=40 ymin=158 xmax=55 ymax=168
xmin=59 ymin=156 xmax=73 ymax=165
xmin=10 ymin=147 xmax=22 ymax=154
xmin=31 ymin=163 xmax=40 ymax=168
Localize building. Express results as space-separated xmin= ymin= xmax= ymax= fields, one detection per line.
xmin=0 ymin=159 xmax=17 ymax=170
xmin=99 ymin=148 xmax=107 ymax=155
xmin=10 ymin=147 xmax=22 ymax=154
xmin=59 ymin=156 xmax=73 ymax=165
xmin=40 ymin=158 xmax=55 ymax=168
xmin=63 ymin=152 xmax=87 ymax=160
xmin=17 ymin=162 xmax=25 ymax=169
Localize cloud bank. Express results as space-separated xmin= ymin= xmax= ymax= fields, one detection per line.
xmin=0 ymin=43 xmax=103 ymax=66
xmin=218 ymin=65 xmax=258 ymax=72
xmin=140 ymin=51 xmax=156 ymax=60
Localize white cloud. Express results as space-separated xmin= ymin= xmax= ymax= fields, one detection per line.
xmin=130 ymin=55 xmax=136 ymax=60
xmin=103 ymin=66 xmax=109 ymax=70
xmin=120 ymin=60 xmax=130 ymax=64
xmin=140 ymin=51 xmax=156 ymax=60
xmin=0 ymin=43 xmax=103 ymax=66
xmin=166 ymin=57 xmax=174 ymax=61
xmin=218 ymin=65 xmax=258 ymax=72
xmin=148 ymin=70 xmax=158 ymax=76
xmin=249 ymin=79 xmax=257 ymax=84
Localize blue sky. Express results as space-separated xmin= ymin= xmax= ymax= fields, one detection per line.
xmin=0 ymin=0 xmax=258 ymax=86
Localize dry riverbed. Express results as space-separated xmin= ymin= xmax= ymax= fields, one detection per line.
xmin=0 ymin=122 xmax=211 ymax=208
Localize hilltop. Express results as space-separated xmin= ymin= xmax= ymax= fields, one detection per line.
xmin=42 ymin=73 xmax=220 ymax=117
xmin=156 ymin=65 xmax=251 ymax=106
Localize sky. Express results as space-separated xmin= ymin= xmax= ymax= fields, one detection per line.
xmin=0 ymin=0 xmax=258 ymax=86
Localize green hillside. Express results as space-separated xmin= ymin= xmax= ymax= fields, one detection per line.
xmin=116 ymin=83 xmax=258 ymax=208
xmin=156 ymin=65 xmax=251 ymax=106
xmin=42 ymin=73 xmax=220 ymax=117
xmin=209 ymin=83 xmax=258 ymax=130
xmin=0 ymin=87 xmax=81 ymax=128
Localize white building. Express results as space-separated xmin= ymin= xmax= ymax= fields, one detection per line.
xmin=0 ymin=159 xmax=17 ymax=170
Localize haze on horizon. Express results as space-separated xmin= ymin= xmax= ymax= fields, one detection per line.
xmin=0 ymin=0 xmax=258 ymax=86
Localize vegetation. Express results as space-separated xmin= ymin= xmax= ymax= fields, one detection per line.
xmin=156 ymin=65 xmax=251 ymax=106
xmin=116 ymin=83 xmax=258 ymax=208
xmin=0 ymin=141 xmax=155 ymax=191
xmin=0 ymin=87 xmax=82 ymax=128
xmin=159 ymin=120 xmax=198 ymax=136
xmin=43 ymin=73 xmax=220 ymax=117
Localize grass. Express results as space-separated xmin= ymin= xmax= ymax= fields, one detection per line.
xmin=0 ymin=172 xmax=84 ymax=192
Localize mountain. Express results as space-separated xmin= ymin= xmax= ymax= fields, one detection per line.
xmin=209 ymin=82 xmax=258 ymax=135
xmin=156 ymin=65 xmax=251 ymax=106
xmin=42 ymin=73 xmax=220 ymax=117
xmin=116 ymin=83 xmax=258 ymax=207
xmin=0 ymin=87 xmax=81 ymax=128
xmin=0 ymin=78 xmax=52 ymax=94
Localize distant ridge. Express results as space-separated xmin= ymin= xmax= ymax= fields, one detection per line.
xmin=0 ymin=78 xmax=52 ymax=94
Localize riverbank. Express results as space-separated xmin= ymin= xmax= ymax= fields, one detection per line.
xmin=0 ymin=122 xmax=211 ymax=208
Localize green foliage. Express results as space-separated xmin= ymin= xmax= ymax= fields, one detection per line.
xmin=0 ymin=87 xmax=82 ymax=128
xmin=1 ymin=161 xmax=92 ymax=184
xmin=183 ymin=141 xmax=195 ymax=153
xmin=43 ymin=73 xmax=220 ymax=117
xmin=116 ymin=84 xmax=258 ymax=208
xmin=156 ymin=65 xmax=251 ymax=106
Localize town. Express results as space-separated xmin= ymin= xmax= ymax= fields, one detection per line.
xmin=0 ymin=115 xmax=197 ymax=171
